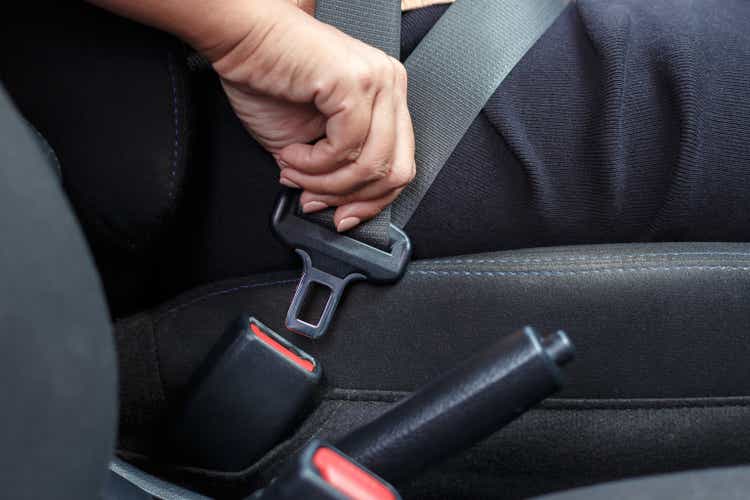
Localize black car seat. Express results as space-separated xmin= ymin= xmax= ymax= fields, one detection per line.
xmin=3 ymin=2 xmax=750 ymax=500
xmin=0 ymin=2 xmax=193 ymax=318
xmin=6 ymin=68 xmax=750 ymax=500
xmin=0 ymin=83 xmax=116 ymax=499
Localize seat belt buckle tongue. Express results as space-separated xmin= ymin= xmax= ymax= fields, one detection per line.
xmin=272 ymin=188 xmax=411 ymax=339
xmin=253 ymin=440 xmax=401 ymax=500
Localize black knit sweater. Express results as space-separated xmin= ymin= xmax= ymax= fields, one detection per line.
xmin=402 ymin=0 xmax=750 ymax=258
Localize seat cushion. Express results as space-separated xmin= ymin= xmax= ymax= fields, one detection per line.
xmin=115 ymin=242 xmax=750 ymax=498
xmin=1 ymin=85 xmax=116 ymax=500
xmin=0 ymin=3 xmax=192 ymax=316
xmin=537 ymin=465 xmax=750 ymax=500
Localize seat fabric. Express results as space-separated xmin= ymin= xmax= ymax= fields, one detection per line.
xmin=0 ymin=86 xmax=116 ymax=499
xmin=537 ymin=465 xmax=750 ymax=500
xmin=114 ymin=242 xmax=750 ymax=498
xmin=0 ymin=3 xmax=192 ymax=317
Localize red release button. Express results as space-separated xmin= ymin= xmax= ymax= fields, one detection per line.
xmin=250 ymin=323 xmax=315 ymax=372
xmin=312 ymin=447 xmax=396 ymax=500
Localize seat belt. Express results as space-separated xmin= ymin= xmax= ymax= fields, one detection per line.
xmin=394 ymin=0 xmax=566 ymax=225
xmin=303 ymin=0 xmax=401 ymax=250
xmin=316 ymin=0 xmax=401 ymax=63
xmin=273 ymin=0 xmax=568 ymax=338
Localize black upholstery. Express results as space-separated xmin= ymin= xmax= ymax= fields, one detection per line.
xmin=115 ymin=242 xmax=750 ymax=498
xmin=4 ymin=4 xmax=750 ymax=499
xmin=0 ymin=2 xmax=192 ymax=316
xmin=122 ymin=242 xmax=750 ymax=400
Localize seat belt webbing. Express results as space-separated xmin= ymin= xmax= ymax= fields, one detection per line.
xmin=307 ymin=0 xmax=399 ymax=249
xmin=315 ymin=0 xmax=402 ymax=59
xmin=313 ymin=0 xmax=567 ymax=241
xmin=394 ymin=0 xmax=566 ymax=227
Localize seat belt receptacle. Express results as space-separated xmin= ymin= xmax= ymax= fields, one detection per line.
xmin=252 ymin=440 xmax=401 ymax=500
xmin=272 ymin=188 xmax=411 ymax=339
xmin=167 ymin=316 xmax=322 ymax=471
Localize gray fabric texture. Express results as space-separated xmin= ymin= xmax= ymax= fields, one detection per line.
xmin=110 ymin=459 xmax=210 ymax=500
xmin=308 ymin=0 xmax=401 ymax=249
xmin=311 ymin=0 xmax=566 ymax=246
xmin=315 ymin=0 xmax=402 ymax=59
xmin=537 ymin=465 xmax=750 ymax=500
xmin=393 ymin=0 xmax=567 ymax=226
xmin=104 ymin=471 xmax=152 ymax=500
xmin=0 ymin=85 xmax=117 ymax=499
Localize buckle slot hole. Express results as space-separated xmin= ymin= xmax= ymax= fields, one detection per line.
xmin=298 ymin=281 xmax=332 ymax=327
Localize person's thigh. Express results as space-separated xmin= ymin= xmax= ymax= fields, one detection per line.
xmin=406 ymin=0 xmax=750 ymax=258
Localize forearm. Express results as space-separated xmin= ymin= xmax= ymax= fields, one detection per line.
xmin=87 ymin=0 xmax=456 ymax=57
xmin=86 ymin=0 xmax=292 ymax=60
xmin=88 ymin=0 xmax=415 ymax=230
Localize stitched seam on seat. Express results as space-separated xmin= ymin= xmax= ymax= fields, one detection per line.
xmin=166 ymin=52 xmax=179 ymax=204
xmin=539 ymin=401 xmax=750 ymax=411
xmin=154 ymin=265 xmax=750 ymax=322
xmin=318 ymin=397 xmax=750 ymax=411
xmin=155 ymin=278 xmax=299 ymax=322
xmin=424 ymin=251 xmax=750 ymax=266
xmin=322 ymin=389 xmax=750 ymax=410
xmin=148 ymin=313 xmax=169 ymax=406
xmin=412 ymin=265 xmax=750 ymax=277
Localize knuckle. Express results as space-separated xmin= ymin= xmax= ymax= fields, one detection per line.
xmin=337 ymin=97 xmax=355 ymax=116
xmin=361 ymin=158 xmax=392 ymax=181
xmin=350 ymin=64 xmax=376 ymax=90
xmin=343 ymin=146 xmax=363 ymax=163
xmin=312 ymin=78 xmax=329 ymax=96
xmin=393 ymin=60 xmax=408 ymax=87
xmin=390 ymin=163 xmax=416 ymax=187
xmin=381 ymin=55 xmax=396 ymax=72
xmin=370 ymin=55 xmax=394 ymax=84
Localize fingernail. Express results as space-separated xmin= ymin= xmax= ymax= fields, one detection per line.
xmin=279 ymin=177 xmax=301 ymax=189
xmin=337 ymin=217 xmax=360 ymax=232
xmin=302 ymin=201 xmax=328 ymax=213
xmin=278 ymin=159 xmax=289 ymax=169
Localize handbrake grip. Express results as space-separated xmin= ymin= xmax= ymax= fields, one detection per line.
xmin=336 ymin=327 xmax=574 ymax=483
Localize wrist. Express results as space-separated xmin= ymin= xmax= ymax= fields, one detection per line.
xmin=177 ymin=0 xmax=262 ymax=62
xmin=187 ymin=0 xmax=314 ymax=63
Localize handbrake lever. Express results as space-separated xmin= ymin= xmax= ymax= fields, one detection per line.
xmin=336 ymin=327 xmax=574 ymax=483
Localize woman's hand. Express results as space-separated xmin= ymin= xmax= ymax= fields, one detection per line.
xmin=88 ymin=0 xmax=415 ymax=232
xmin=206 ymin=0 xmax=416 ymax=232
